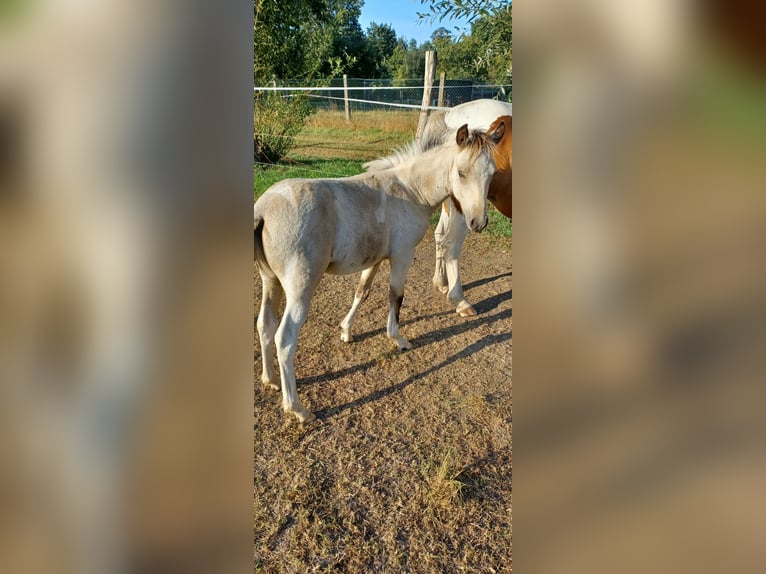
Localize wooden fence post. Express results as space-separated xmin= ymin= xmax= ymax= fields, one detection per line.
xmin=438 ymin=71 xmax=446 ymax=108
xmin=343 ymin=74 xmax=351 ymax=123
xmin=416 ymin=51 xmax=437 ymax=143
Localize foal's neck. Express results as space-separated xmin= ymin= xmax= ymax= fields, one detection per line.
xmin=390 ymin=145 xmax=454 ymax=209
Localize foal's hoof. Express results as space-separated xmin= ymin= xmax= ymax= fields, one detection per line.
xmin=456 ymin=303 xmax=477 ymax=317
xmin=395 ymin=338 xmax=413 ymax=351
xmin=340 ymin=331 xmax=354 ymax=343
xmin=286 ymin=403 xmax=316 ymax=424
xmin=262 ymin=380 xmax=279 ymax=391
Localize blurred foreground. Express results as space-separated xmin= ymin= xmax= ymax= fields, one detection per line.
xmin=516 ymin=0 xmax=766 ymax=572
xmin=1 ymin=2 xmax=252 ymax=573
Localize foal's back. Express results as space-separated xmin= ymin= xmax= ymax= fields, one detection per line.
xmin=255 ymin=176 xmax=397 ymax=279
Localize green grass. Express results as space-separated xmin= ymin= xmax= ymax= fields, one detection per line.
xmin=254 ymin=158 xmax=364 ymax=198
xmin=486 ymin=207 xmax=512 ymax=237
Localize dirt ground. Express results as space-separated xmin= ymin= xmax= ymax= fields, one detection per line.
xmin=254 ymin=230 xmax=512 ymax=573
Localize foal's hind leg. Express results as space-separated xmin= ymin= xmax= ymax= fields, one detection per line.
xmin=275 ymin=286 xmax=316 ymax=423
xmin=256 ymin=271 xmax=283 ymax=390
xmin=340 ymin=262 xmax=382 ymax=343
xmin=387 ymin=252 xmax=416 ymax=351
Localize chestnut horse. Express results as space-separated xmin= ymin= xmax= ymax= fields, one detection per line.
xmin=416 ymin=99 xmax=512 ymax=316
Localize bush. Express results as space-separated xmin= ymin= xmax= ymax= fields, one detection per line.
xmin=253 ymin=92 xmax=313 ymax=164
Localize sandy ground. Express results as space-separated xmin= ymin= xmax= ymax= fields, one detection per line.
xmin=254 ymin=229 xmax=512 ymax=573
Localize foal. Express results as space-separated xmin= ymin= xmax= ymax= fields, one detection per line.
xmin=254 ymin=123 xmax=503 ymax=423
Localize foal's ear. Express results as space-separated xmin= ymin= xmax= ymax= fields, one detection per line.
xmin=456 ymin=124 xmax=469 ymax=147
xmin=490 ymin=120 xmax=506 ymax=143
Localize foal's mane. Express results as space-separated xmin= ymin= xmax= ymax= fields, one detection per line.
xmin=363 ymin=122 xmax=497 ymax=173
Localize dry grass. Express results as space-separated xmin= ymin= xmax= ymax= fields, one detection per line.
xmin=289 ymin=109 xmax=420 ymax=161
xmin=306 ymin=109 xmax=419 ymax=133
xmin=254 ymin=232 xmax=512 ymax=573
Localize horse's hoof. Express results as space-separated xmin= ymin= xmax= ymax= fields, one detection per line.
xmin=397 ymin=339 xmax=413 ymax=351
xmin=262 ymin=380 xmax=279 ymax=391
xmin=298 ymin=411 xmax=316 ymax=424
xmin=288 ymin=405 xmax=315 ymax=424
xmin=340 ymin=332 xmax=353 ymax=343
xmin=438 ymin=285 xmax=449 ymax=295
xmin=456 ymin=304 xmax=477 ymax=317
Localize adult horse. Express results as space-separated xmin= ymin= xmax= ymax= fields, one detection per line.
xmin=423 ymin=99 xmax=512 ymax=316
xmin=254 ymin=123 xmax=504 ymax=423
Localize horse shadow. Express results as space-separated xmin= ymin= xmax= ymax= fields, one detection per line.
xmin=314 ymin=329 xmax=511 ymax=420
xmin=462 ymin=271 xmax=512 ymax=292
xmin=295 ymin=270 xmax=512 ymax=390
xmin=459 ymin=450 xmax=513 ymax=503
xmin=348 ymin=270 xmax=512 ymax=344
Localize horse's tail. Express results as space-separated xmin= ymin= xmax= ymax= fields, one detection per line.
xmin=253 ymin=213 xmax=276 ymax=279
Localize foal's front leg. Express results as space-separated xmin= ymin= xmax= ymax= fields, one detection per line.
xmin=387 ymin=253 xmax=415 ymax=350
xmin=340 ymin=261 xmax=381 ymax=343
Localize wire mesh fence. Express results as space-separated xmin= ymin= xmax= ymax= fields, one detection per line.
xmin=256 ymin=77 xmax=512 ymax=112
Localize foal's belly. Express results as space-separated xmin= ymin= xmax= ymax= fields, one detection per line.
xmin=326 ymin=244 xmax=387 ymax=275
xmin=326 ymin=256 xmax=384 ymax=276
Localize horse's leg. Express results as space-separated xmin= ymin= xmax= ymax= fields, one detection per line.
xmin=275 ymin=282 xmax=316 ymax=423
xmin=432 ymin=204 xmax=449 ymax=293
xmin=433 ymin=201 xmax=475 ymax=316
xmin=443 ymin=213 xmax=475 ymax=316
xmin=340 ymin=261 xmax=382 ymax=343
xmin=387 ymin=252 xmax=415 ymax=350
xmin=256 ymin=270 xmax=283 ymax=390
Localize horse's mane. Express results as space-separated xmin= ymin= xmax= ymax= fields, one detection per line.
xmin=364 ymin=116 xmax=495 ymax=173
xmin=363 ymin=138 xmax=426 ymax=172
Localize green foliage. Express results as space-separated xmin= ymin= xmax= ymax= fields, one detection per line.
xmin=324 ymin=1 xmax=369 ymax=77
xmin=427 ymin=6 xmax=512 ymax=84
xmin=387 ymin=39 xmax=428 ymax=81
xmin=254 ymin=0 xmax=366 ymax=83
xmin=417 ymin=0 xmax=510 ymax=24
xmin=254 ymin=0 xmax=512 ymax=90
xmin=366 ymin=23 xmax=399 ymax=78
xmin=253 ymin=92 xmax=314 ymax=164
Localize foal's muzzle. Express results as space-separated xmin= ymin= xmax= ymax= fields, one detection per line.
xmin=470 ymin=216 xmax=488 ymax=232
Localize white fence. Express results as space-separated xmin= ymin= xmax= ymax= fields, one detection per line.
xmin=254 ymin=79 xmax=512 ymax=112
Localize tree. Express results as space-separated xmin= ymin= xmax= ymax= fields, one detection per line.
xmin=417 ymin=0 xmax=511 ymax=85
xmin=254 ymin=0 xmax=368 ymax=82
xmin=387 ymin=39 xmax=428 ymax=82
xmin=323 ymin=1 xmax=373 ymax=77
xmin=417 ymin=0 xmax=510 ymax=24
xmin=469 ymin=5 xmax=512 ymax=83
xmin=366 ymin=22 xmax=399 ymax=78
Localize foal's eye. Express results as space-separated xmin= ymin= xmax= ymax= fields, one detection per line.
xmin=458 ymin=171 xmax=465 ymax=179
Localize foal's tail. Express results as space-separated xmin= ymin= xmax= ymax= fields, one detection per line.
xmin=253 ymin=214 xmax=276 ymax=279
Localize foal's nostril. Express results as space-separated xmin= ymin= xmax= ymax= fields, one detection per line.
xmin=471 ymin=218 xmax=488 ymax=232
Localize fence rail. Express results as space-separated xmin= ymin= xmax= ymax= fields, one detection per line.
xmin=254 ymin=77 xmax=511 ymax=112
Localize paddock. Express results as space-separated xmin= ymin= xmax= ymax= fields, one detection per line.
xmin=254 ymin=96 xmax=512 ymax=571
xmin=254 ymin=228 xmax=512 ymax=572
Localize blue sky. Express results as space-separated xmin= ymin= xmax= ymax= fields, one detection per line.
xmin=359 ymin=0 xmax=471 ymax=45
